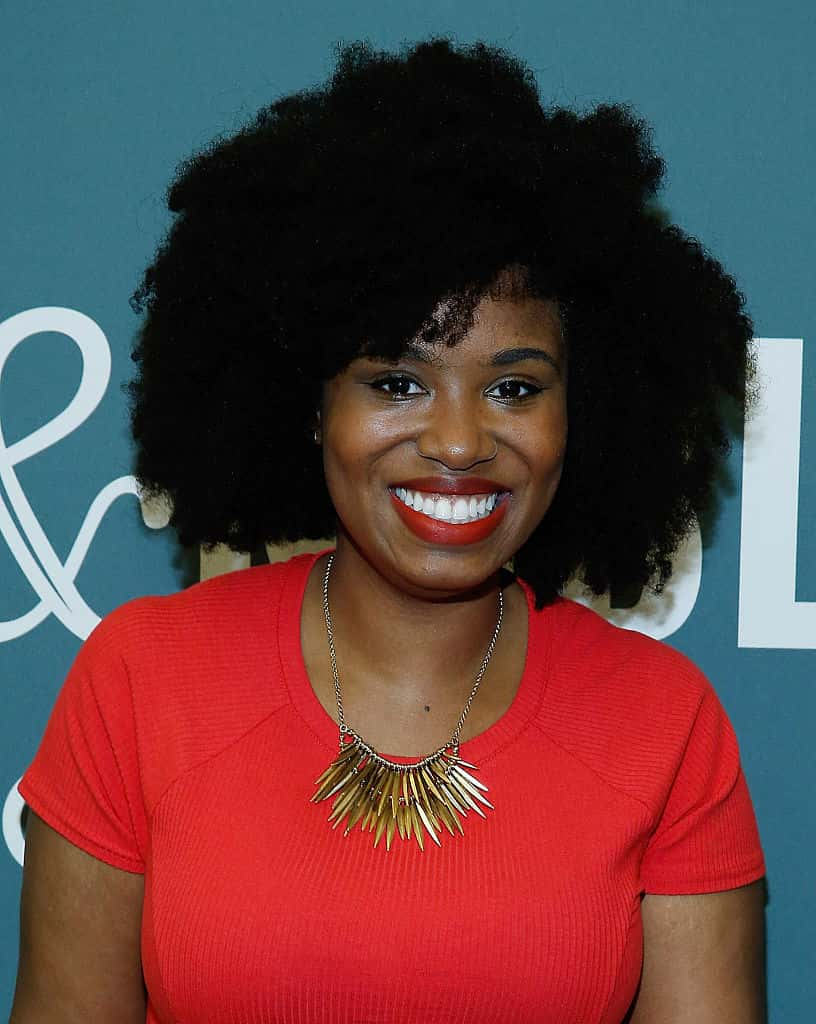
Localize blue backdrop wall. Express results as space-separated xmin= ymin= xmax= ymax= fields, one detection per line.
xmin=1 ymin=1 xmax=813 ymax=1019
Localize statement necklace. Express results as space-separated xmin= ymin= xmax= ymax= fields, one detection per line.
xmin=311 ymin=553 xmax=503 ymax=851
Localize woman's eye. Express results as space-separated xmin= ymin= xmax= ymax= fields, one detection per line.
xmin=368 ymin=375 xmax=424 ymax=399
xmin=487 ymin=379 xmax=543 ymax=402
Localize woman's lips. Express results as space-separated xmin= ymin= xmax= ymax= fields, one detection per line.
xmin=389 ymin=488 xmax=508 ymax=545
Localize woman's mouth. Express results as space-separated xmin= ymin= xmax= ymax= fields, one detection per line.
xmin=394 ymin=487 xmax=501 ymax=523
xmin=388 ymin=486 xmax=509 ymax=545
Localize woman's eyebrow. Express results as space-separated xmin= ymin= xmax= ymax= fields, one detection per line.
xmin=401 ymin=343 xmax=435 ymax=363
xmin=394 ymin=342 xmax=562 ymax=372
xmin=488 ymin=346 xmax=562 ymax=372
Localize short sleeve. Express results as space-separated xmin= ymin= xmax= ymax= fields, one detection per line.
xmin=640 ymin=682 xmax=765 ymax=895
xmin=18 ymin=609 xmax=147 ymax=873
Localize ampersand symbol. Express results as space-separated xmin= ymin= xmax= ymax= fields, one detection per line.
xmin=0 ymin=306 xmax=167 ymax=644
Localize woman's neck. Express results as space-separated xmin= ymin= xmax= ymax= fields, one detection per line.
xmin=299 ymin=538 xmax=528 ymax=755
xmin=320 ymin=536 xmax=506 ymax=698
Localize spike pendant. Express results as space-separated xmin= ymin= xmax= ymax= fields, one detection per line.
xmin=311 ymin=726 xmax=493 ymax=851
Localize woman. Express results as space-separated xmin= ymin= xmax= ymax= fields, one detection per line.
xmin=12 ymin=37 xmax=765 ymax=1023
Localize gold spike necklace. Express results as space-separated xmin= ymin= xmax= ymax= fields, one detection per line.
xmin=311 ymin=553 xmax=503 ymax=851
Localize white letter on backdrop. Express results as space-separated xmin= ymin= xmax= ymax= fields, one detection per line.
xmin=739 ymin=338 xmax=815 ymax=648
xmin=3 ymin=780 xmax=25 ymax=866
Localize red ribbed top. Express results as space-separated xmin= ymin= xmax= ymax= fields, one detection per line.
xmin=19 ymin=549 xmax=765 ymax=1024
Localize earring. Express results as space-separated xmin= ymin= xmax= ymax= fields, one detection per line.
xmin=313 ymin=428 xmax=321 ymax=445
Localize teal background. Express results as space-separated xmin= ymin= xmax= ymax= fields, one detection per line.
xmin=1 ymin=1 xmax=814 ymax=1019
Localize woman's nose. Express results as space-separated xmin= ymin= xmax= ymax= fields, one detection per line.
xmin=415 ymin=396 xmax=497 ymax=469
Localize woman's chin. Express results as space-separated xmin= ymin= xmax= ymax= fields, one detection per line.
xmin=333 ymin=515 xmax=516 ymax=598
xmin=382 ymin=547 xmax=511 ymax=601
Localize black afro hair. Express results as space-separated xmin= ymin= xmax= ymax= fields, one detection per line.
xmin=128 ymin=36 xmax=755 ymax=607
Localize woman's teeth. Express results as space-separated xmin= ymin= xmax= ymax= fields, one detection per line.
xmin=393 ymin=488 xmax=501 ymax=524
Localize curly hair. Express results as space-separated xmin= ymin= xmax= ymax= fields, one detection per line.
xmin=128 ymin=36 xmax=755 ymax=608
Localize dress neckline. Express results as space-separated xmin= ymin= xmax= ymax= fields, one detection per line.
xmin=276 ymin=548 xmax=555 ymax=765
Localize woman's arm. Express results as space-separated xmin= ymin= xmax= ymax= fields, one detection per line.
xmin=10 ymin=811 xmax=146 ymax=1024
xmin=628 ymin=879 xmax=767 ymax=1023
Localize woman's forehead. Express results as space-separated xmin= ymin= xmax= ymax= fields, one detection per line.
xmin=414 ymin=292 xmax=563 ymax=362
xmin=357 ymin=294 xmax=564 ymax=373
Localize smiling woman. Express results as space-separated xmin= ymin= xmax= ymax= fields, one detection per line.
xmin=319 ymin=286 xmax=567 ymax=593
xmin=12 ymin=37 xmax=765 ymax=1024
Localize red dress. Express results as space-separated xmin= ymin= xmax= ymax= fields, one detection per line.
xmin=19 ymin=550 xmax=765 ymax=1023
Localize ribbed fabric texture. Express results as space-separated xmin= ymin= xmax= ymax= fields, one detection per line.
xmin=19 ymin=549 xmax=765 ymax=1024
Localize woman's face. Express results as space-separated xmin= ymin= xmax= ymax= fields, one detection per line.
xmin=320 ymin=292 xmax=567 ymax=599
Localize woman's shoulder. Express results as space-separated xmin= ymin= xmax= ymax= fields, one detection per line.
xmin=530 ymin=594 xmax=729 ymax=807
xmin=54 ymin=552 xmax=321 ymax=812
xmin=67 ymin=551 xmax=321 ymax=731
xmin=539 ymin=593 xmax=712 ymax=706
xmin=90 ymin=550 xmax=318 ymax=657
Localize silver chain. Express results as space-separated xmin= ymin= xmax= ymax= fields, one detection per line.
xmin=321 ymin=552 xmax=504 ymax=756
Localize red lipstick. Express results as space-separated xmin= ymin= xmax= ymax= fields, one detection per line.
xmin=389 ymin=489 xmax=509 ymax=546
